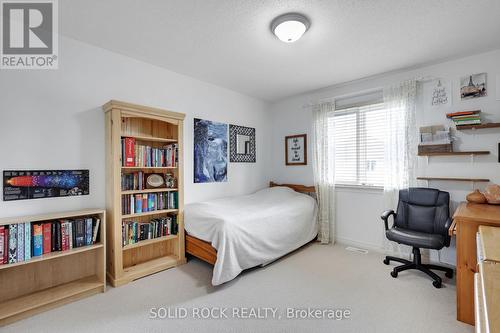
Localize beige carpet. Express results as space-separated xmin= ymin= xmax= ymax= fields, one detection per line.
xmin=4 ymin=244 xmax=473 ymax=333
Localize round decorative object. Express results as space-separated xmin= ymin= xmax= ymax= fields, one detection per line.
xmin=484 ymin=184 xmax=500 ymax=205
xmin=466 ymin=189 xmax=487 ymax=204
xmin=146 ymin=174 xmax=165 ymax=188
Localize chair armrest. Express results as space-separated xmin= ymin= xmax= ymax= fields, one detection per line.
xmin=380 ymin=210 xmax=396 ymax=231
xmin=444 ymin=218 xmax=452 ymax=231
xmin=443 ymin=218 xmax=453 ymax=246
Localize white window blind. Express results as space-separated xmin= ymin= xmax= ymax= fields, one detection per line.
xmin=329 ymin=102 xmax=386 ymax=187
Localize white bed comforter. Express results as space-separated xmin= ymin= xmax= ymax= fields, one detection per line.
xmin=184 ymin=186 xmax=318 ymax=285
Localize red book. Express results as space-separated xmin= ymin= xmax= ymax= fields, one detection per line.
xmin=124 ymin=137 xmax=136 ymax=167
xmin=446 ymin=110 xmax=480 ymax=118
xmin=0 ymin=226 xmax=4 ymax=265
xmin=61 ymin=222 xmax=68 ymax=251
xmin=42 ymin=223 xmax=52 ymax=254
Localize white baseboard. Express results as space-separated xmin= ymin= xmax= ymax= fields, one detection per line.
xmin=334 ymin=236 xmax=455 ymax=268
xmin=335 ymin=236 xmax=384 ymax=254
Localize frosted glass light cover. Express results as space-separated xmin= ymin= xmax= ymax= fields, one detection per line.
xmin=273 ymin=20 xmax=307 ymax=43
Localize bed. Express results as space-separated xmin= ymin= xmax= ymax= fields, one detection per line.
xmin=184 ymin=182 xmax=318 ymax=285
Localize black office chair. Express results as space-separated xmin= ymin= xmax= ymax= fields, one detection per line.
xmin=381 ymin=187 xmax=454 ymax=288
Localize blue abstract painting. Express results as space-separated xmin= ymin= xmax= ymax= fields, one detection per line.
xmin=194 ymin=118 xmax=228 ymax=183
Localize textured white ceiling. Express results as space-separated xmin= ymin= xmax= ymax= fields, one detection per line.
xmin=60 ymin=0 xmax=500 ymax=101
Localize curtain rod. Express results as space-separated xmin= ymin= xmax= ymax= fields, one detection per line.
xmin=302 ymin=87 xmax=382 ymax=108
xmin=302 ymin=76 xmax=439 ymax=108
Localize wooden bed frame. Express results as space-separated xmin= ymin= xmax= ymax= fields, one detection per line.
xmin=185 ymin=181 xmax=316 ymax=265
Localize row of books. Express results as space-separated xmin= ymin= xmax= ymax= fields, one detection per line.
xmin=446 ymin=110 xmax=481 ymax=127
xmin=122 ymin=192 xmax=178 ymax=215
xmin=122 ymin=137 xmax=178 ymax=168
xmin=121 ymin=171 xmax=176 ymax=191
xmin=0 ymin=217 xmax=100 ymax=265
xmin=121 ymin=171 xmax=146 ymax=191
xmin=122 ymin=216 xmax=178 ymax=246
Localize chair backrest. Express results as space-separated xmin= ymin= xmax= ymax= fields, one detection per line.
xmin=395 ymin=187 xmax=450 ymax=237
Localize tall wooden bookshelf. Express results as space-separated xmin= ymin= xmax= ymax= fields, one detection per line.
xmin=103 ymin=100 xmax=186 ymax=287
xmin=0 ymin=209 xmax=106 ymax=326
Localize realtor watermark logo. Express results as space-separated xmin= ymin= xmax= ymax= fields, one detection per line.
xmin=0 ymin=0 xmax=58 ymax=69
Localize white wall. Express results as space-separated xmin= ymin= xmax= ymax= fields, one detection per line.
xmin=270 ymin=49 xmax=500 ymax=265
xmin=0 ymin=36 xmax=270 ymax=218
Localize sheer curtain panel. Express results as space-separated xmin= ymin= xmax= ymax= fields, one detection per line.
xmin=382 ymin=79 xmax=418 ymax=255
xmin=312 ymin=101 xmax=335 ymax=244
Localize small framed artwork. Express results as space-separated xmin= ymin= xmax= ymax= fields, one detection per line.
xmin=285 ymin=134 xmax=307 ymax=166
xmin=229 ymin=124 xmax=256 ymax=163
xmin=430 ymin=80 xmax=451 ymax=107
xmin=460 ymin=73 xmax=487 ymax=100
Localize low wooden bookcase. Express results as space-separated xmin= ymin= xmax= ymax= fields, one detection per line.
xmin=104 ymin=100 xmax=186 ymax=287
xmin=0 ymin=209 xmax=106 ymax=326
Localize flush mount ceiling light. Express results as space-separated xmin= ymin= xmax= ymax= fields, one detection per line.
xmin=271 ymin=13 xmax=310 ymax=43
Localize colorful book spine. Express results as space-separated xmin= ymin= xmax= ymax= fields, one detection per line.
xmin=8 ymin=224 xmax=18 ymax=263
xmin=455 ymin=120 xmax=481 ymax=125
xmin=56 ymin=221 xmax=62 ymax=251
xmin=51 ymin=222 xmax=56 ymax=252
xmin=124 ymin=137 xmax=136 ymax=167
xmin=75 ymin=220 xmax=85 ymax=248
xmin=3 ymin=228 xmax=9 ymax=264
xmin=0 ymin=226 xmax=4 ymax=264
xmin=135 ymin=195 xmax=142 ymax=214
xmin=61 ymin=221 xmax=70 ymax=251
xmin=446 ymin=110 xmax=480 ymax=118
xmin=68 ymin=222 xmax=73 ymax=249
xmin=92 ymin=218 xmax=100 ymax=243
xmin=85 ymin=218 xmax=93 ymax=245
xmin=42 ymin=223 xmax=51 ymax=254
xmin=32 ymin=224 xmax=43 ymax=257
xmin=17 ymin=223 xmax=24 ymax=262
xmin=24 ymin=222 xmax=31 ymax=261
xmin=142 ymin=194 xmax=147 ymax=211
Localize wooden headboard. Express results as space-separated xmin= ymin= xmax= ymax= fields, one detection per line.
xmin=269 ymin=181 xmax=316 ymax=194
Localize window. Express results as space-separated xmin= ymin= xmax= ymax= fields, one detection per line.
xmin=329 ymin=103 xmax=386 ymax=187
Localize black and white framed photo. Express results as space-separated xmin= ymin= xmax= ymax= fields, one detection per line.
xmin=229 ymin=124 xmax=256 ymax=163
xmin=460 ymin=73 xmax=487 ymax=100
xmin=285 ymin=134 xmax=307 ymax=166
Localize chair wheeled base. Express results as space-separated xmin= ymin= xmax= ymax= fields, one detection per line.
xmin=383 ymin=247 xmax=453 ymax=288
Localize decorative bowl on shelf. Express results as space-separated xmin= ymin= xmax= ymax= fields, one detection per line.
xmin=466 ymin=189 xmax=487 ymax=204
xmin=146 ymin=173 xmax=165 ymax=188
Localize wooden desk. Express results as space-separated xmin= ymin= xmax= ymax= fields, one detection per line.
xmin=453 ymin=203 xmax=500 ymax=325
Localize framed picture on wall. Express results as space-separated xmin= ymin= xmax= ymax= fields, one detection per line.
xmin=460 ymin=73 xmax=487 ymax=100
xmin=3 ymin=170 xmax=90 ymax=201
xmin=285 ymin=134 xmax=307 ymax=166
xmin=193 ymin=118 xmax=228 ymax=183
xmin=229 ymin=124 xmax=256 ymax=163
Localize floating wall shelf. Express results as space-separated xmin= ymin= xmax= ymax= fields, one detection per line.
xmin=418 ymin=151 xmax=490 ymax=157
xmin=417 ymin=177 xmax=490 ymax=182
xmin=456 ymin=123 xmax=500 ymax=130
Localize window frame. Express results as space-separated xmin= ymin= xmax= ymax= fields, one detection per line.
xmin=330 ymin=102 xmax=386 ymax=189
